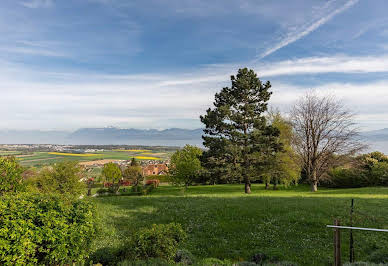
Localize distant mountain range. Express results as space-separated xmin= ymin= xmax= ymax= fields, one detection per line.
xmin=0 ymin=127 xmax=204 ymax=146
xmin=1 ymin=127 xmax=388 ymax=151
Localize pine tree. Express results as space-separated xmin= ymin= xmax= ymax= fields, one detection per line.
xmin=200 ymin=68 xmax=282 ymax=193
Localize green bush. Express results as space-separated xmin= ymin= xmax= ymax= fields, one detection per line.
xmin=29 ymin=161 xmax=86 ymax=196
xmin=327 ymin=167 xmax=368 ymax=188
xmin=124 ymin=223 xmax=187 ymax=262
xmin=0 ymin=193 xmax=97 ymax=265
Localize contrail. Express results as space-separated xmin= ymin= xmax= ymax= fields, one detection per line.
xmin=259 ymin=0 xmax=360 ymax=59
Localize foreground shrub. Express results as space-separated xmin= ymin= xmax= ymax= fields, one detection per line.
xmin=0 ymin=156 xmax=24 ymax=195
xmin=0 ymin=193 xmax=97 ymax=265
xmin=124 ymin=223 xmax=187 ymax=262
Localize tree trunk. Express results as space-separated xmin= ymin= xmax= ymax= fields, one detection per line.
xmin=244 ymin=177 xmax=251 ymax=194
xmin=311 ymin=181 xmax=318 ymax=192
xmin=87 ymin=188 xmax=92 ymax=196
xmin=265 ymin=182 xmax=269 ymax=190
xmin=311 ymin=169 xmax=318 ymax=192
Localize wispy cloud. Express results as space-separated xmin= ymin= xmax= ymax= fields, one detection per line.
xmin=256 ymin=55 xmax=388 ymax=77
xmin=259 ymin=0 xmax=359 ymax=59
xmin=20 ymin=0 xmax=53 ymax=8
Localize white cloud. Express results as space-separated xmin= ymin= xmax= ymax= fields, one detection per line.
xmin=259 ymin=0 xmax=359 ymax=58
xmin=20 ymin=0 xmax=53 ymax=8
xmin=256 ymin=55 xmax=388 ymax=77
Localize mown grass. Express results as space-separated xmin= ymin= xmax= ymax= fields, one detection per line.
xmin=92 ymin=184 xmax=388 ymax=265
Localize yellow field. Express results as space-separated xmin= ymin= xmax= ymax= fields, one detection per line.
xmin=135 ymin=156 xmax=159 ymax=160
xmin=113 ymin=149 xmax=151 ymax=152
xmin=48 ymin=152 xmax=99 ymax=157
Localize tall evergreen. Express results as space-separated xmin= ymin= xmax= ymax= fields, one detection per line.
xmin=200 ymin=68 xmax=282 ymax=193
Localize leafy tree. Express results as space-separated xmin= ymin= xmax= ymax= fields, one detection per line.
xmin=200 ymin=68 xmax=282 ymax=193
xmin=122 ymin=160 xmax=143 ymax=186
xmin=261 ymin=112 xmax=300 ymax=189
xmin=32 ymin=161 xmax=85 ymax=196
xmin=169 ymin=145 xmax=202 ymax=188
xmin=102 ymin=162 xmax=122 ymax=193
xmin=0 ymin=156 xmax=24 ymax=195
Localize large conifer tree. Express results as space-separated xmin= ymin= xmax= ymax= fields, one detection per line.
xmin=200 ymin=68 xmax=281 ymax=193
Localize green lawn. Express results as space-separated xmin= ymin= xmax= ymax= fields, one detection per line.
xmin=91 ymin=184 xmax=388 ymax=265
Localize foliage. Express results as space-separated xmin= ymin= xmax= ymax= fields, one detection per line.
xmin=123 ymin=164 xmax=144 ymax=186
xmin=327 ymin=167 xmax=367 ymax=188
xmin=261 ymin=112 xmax=300 ymax=189
xmin=201 ymin=68 xmax=281 ymax=193
xmin=169 ymin=145 xmax=202 ymax=188
xmin=102 ymin=162 xmax=122 ymax=193
xmin=0 ymin=193 xmax=97 ymax=265
xmin=124 ymin=223 xmax=187 ymax=262
xmin=327 ymin=151 xmax=388 ymax=188
xmin=0 ymin=156 xmax=24 ymax=195
xmin=29 ymin=160 xmax=86 ymax=196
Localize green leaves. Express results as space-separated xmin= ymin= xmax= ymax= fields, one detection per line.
xmin=169 ymin=145 xmax=202 ymax=187
xmin=0 ymin=156 xmax=24 ymax=195
xmin=28 ymin=161 xmax=86 ymax=196
xmin=0 ymin=193 xmax=97 ymax=265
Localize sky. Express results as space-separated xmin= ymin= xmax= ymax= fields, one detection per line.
xmin=1 ymin=0 xmax=388 ymax=131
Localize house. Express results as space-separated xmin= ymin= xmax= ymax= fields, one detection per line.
xmin=142 ymin=163 xmax=168 ymax=176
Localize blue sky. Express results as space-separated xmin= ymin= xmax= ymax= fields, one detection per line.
xmin=1 ymin=0 xmax=388 ymax=131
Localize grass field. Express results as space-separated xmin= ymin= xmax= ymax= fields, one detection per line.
xmin=92 ymin=184 xmax=388 ymax=265
xmin=17 ymin=149 xmax=173 ymax=167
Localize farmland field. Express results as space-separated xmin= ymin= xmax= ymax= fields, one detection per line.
xmin=16 ymin=149 xmax=174 ymax=167
xmin=92 ymin=184 xmax=388 ymax=265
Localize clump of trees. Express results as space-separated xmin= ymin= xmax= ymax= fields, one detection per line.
xmin=198 ymin=69 xmax=369 ymax=193
xmin=327 ymin=151 xmax=388 ymax=188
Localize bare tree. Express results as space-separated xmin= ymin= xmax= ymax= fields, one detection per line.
xmin=290 ymin=92 xmax=364 ymax=192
